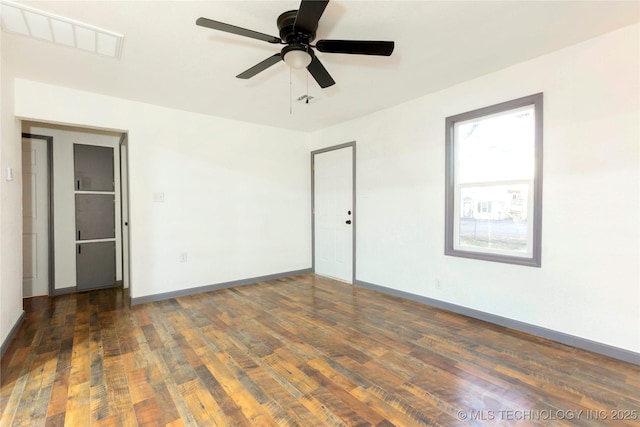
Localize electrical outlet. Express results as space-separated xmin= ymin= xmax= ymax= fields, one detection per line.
xmin=435 ymin=278 xmax=443 ymax=291
xmin=179 ymin=252 xmax=188 ymax=262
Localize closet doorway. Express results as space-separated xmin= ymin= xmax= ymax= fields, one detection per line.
xmin=21 ymin=122 xmax=130 ymax=296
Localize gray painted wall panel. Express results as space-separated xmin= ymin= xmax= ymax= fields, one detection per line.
xmin=74 ymin=144 xmax=114 ymax=191
xmin=76 ymin=241 xmax=116 ymax=290
xmin=75 ymin=194 xmax=115 ymax=240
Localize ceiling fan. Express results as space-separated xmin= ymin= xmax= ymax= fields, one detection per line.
xmin=196 ymin=0 xmax=394 ymax=88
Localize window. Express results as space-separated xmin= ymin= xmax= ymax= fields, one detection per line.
xmin=445 ymin=93 xmax=543 ymax=267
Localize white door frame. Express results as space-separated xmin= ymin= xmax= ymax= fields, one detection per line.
xmin=311 ymin=141 xmax=356 ymax=284
xmin=21 ymin=133 xmax=55 ymax=296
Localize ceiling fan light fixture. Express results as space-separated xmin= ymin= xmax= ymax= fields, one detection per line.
xmin=282 ymin=45 xmax=312 ymax=69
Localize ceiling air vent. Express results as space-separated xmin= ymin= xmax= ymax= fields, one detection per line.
xmin=0 ymin=0 xmax=124 ymax=58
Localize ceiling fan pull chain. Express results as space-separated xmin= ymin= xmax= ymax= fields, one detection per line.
xmin=289 ymin=68 xmax=293 ymax=115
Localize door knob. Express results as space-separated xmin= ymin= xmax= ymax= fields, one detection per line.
xmin=346 ymin=220 xmax=352 ymax=224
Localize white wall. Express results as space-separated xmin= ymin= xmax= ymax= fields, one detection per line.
xmin=2 ymin=22 xmax=637 ymax=357
xmin=22 ymin=123 xmax=123 ymax=291
xmin=311 ymin=24 xmax=640 ymax=353
xmin=0 ymin=30 xmax=25 ymax=349
xmin=12 ymin=82 xmax=312 ymax=301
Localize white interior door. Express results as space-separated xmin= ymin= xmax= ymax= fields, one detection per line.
xmin=120 ymin=137 xmax=130 ymax=289
xmin=22 ymin=137 xmax=49 ymax=297
xmin=314 ymin=146 xmax=353 ymax=283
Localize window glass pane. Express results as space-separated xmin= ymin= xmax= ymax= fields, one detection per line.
xmin=456 ymin=105 xmax=535 ymax=184
xmin=456 ymin=183 xmax=531 ymax=256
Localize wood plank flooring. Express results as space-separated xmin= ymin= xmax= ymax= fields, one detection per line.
xmin=1 ymin=274 xmax=639 ymax=426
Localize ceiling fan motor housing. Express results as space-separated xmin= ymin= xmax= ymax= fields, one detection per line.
xmin=277 ymin=10 xmax=316 ymax=44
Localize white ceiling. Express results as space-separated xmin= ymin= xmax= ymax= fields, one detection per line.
xmin=2 ymin=1 xmax=638 ymax=131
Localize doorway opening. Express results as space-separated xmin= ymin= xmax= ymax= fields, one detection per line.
xmin=21 ymin=122 xmax=130 ymax=298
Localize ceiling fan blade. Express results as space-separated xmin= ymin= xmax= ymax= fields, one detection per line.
xmin=316 ymin=40 xmax=394 ymax=56
xmin=307 ymin=55 xmax=335 ymax=88
xmin=293 ymin=0 xmax=329 ymax=35
xmin=236 ymin=54 xmax=283 ymax=79
xmin=196 ymin=17 xmax=282 ymax=44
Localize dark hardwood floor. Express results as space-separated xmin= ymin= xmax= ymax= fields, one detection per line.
xmin=1 ymin=274 xmax=638 ymax=426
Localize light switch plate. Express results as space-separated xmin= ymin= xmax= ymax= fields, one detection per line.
xmin=152 ymin=192 xmax=164 ymax=203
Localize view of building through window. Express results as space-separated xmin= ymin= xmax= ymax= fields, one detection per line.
xmin=454 ymin=105 xmax=535 ymax=256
